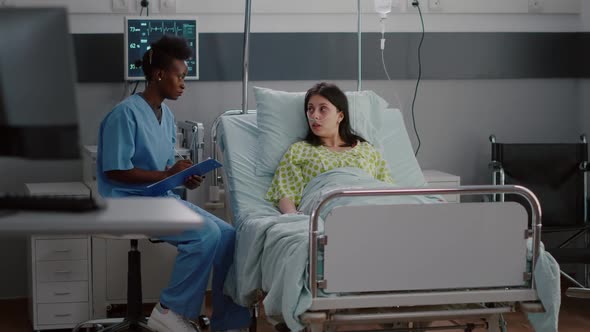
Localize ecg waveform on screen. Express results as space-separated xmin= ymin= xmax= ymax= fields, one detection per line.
xmin=130 ymin=22 xmax=195 ymax=37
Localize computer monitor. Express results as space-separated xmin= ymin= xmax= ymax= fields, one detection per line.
xmin=0 ymin=7 xmax=80 ymax=159
xmin=124 ymin=17 xmax=199 ymax=81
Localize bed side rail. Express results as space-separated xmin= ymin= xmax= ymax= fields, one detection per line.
xmin=308 ymin=185 xmax=542 ymax=298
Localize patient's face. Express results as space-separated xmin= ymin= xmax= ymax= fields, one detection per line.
xmin=306 ymin=94 xmax=344 ymax=139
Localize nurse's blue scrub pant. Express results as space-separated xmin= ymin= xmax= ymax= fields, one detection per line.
xmin=156 ymin=200 xmax=251 ymax=331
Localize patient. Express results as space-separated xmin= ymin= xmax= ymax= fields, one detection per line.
xmin=265 ymin=82 xmax=394 ymax=214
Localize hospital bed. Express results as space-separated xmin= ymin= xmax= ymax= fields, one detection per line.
xmin=215 ymin=106 xmax=547 ymax=332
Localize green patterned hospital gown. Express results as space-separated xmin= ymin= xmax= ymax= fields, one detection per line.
xmin=265 ymin=141 xmax=394 ymax=207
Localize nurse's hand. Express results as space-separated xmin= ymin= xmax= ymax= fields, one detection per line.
xmin=184 ymin=175 xmax=204 ymax=190
xmin=166 ymin=160 xmax=193 ymax=177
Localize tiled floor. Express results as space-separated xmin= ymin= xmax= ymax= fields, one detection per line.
xmin=2 ymin=289 xmax=589 ymax=331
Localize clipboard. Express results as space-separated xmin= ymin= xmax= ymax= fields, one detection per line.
xmin=144 ymin=158 xmax=222 ymax=196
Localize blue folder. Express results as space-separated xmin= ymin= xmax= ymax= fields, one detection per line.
xmin=144 ymin=158 xmax=222 ymax=196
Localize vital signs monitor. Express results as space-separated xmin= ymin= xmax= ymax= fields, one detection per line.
xmin=124 ymin=17 xmax=199 ymax=81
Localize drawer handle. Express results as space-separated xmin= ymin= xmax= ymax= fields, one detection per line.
xmin=54 ymin=270 xmax=72 ymax=274
xmin=54 ymin=313 xmax=72 ymax=317
xmin=53 ymin=291 xmax=71 ymax=296
xmin=53 ymin=249 xmax=72 ymax=253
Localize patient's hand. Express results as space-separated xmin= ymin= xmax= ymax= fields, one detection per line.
xmin=279 ymin=197 xmax=298 ymax=214
xmin=184 ymin=175 xmax=204 ymax=190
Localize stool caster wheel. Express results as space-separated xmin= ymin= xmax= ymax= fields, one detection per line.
xmin=198 ymin=315 xmax=210 ymax=330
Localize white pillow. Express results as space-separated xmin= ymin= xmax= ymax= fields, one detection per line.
xmin=254 ymin=86 xmax=389 ymax=176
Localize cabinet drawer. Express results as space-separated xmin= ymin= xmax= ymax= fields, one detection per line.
xmin=35 ymin=239 xmax=88 ymax=261
xmin=36 ymin=260 xmax=88 ymax=282
xmin=37 ymin=302 xmax=89 ymax=325
xmin=36 ymin=281 xmax=88 ymax=303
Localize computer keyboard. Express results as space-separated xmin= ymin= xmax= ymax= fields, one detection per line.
xmin=0 ymin=194 xmax=104 ymax=212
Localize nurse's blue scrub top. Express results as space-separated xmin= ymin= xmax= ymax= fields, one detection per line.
xmin=97 ymin=94 xmax=176 ymax=197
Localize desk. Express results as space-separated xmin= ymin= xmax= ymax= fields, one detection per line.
xmin=1 ymin=198 xmax=202 ymax=330
xmin=0 ymin=197 xmax=203 ymax=235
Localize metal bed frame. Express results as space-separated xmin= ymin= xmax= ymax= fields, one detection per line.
xmin=299 ymin=185 xmax=542 ymax=331
xmin=212 ymin=109 xmax=545 ymax=331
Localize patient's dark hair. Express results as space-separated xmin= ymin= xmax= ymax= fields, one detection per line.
xmin=140 ymin=35 xmax=192 ymax=81
xmin=303 ymin=82 xmax=366 ymax=147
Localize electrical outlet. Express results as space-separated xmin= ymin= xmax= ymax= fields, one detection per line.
xmin=528 ymin=0 xmax=544 ymax=13
xmin=428 ymin=0 xmax=442 ymax=11
xmin=112 ymin=0 xmax=132 ymax=13
xmin=160 ymin=0 xmax=176 ymax=14
xmin=389 ymin=0 xmax=405 ymax=13
xmin=407 ymin=0 xmax=425 ymax=12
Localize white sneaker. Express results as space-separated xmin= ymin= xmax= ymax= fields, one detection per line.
xmin=148 ymin=302 xmax=199 ymax=332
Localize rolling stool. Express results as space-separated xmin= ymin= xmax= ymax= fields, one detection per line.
xmin=73 ymin=238 xmax=155 ymax=331
xmin=72 ymin=237 xmax=210 ymax=332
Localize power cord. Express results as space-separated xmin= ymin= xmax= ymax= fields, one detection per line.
xmin=140 ymin=0 xmax=149 ymax=16
xmin=410 ymin=0 xmax=424 ymax=156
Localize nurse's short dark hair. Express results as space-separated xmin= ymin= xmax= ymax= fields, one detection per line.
xmin=140 ymin=35 xmax=192 ymax=81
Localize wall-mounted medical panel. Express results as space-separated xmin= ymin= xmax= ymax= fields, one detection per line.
xmin=73 ymin=32 xmax=590 ymax=82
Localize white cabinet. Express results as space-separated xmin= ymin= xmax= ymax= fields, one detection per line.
xmin=423 ymin=170 xmax=461 ymax=203
xmin=25 ymin=182 xmax=93 ymax=331
xmin=28 ymin=236 xmax=92 ymax=330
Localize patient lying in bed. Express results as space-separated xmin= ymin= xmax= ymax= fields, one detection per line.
xmin=265 ymin=82 xmax=395 ymax=214
xmin=221 ymin=84 xmax=440 ymax=331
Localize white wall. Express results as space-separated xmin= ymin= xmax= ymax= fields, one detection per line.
xmin=4 ymin=0 xmax=583 ymax=33
xmin=0 ymin=0 xmax=586 ymax=299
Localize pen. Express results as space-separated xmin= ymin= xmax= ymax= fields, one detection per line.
xmin=175 ymin=150 xmax=185 ymax=160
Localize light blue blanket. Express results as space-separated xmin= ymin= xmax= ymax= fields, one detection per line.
xmin=526 ymin=241 xmax=561 ymax=332
xmin=224 ymin=168 xmax=559 ymax=331
xmin=224 ymin=168 xmax=439 ymax=331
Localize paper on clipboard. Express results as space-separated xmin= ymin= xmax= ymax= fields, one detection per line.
xmin=144 ymin=158 xmax=222 ymax=196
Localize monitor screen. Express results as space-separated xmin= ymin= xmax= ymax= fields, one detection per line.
xmin=0 ymin=7 xmax=80 ymax=160
xmin=124 ymin=17 xmax=199 ymax=81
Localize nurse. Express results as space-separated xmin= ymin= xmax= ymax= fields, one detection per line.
xmin=97 ymin=35 xmax=250 ymax=332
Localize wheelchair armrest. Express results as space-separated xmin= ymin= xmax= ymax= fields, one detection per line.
xmin=566 ymin=287 xmax=590 ymax=299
